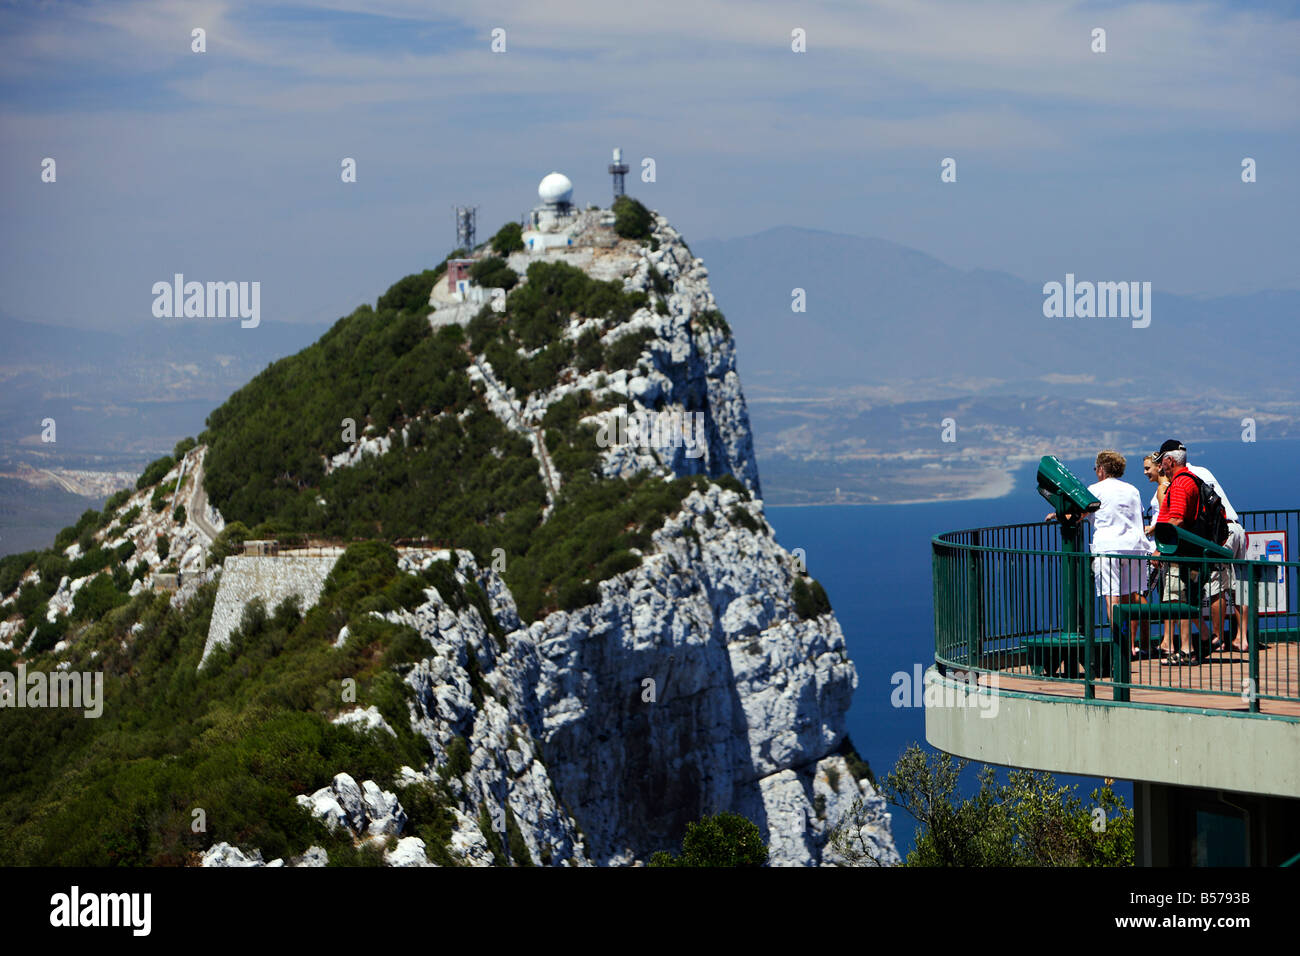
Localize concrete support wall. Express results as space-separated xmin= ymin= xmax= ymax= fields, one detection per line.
xmin=923 ymin=666 xmax=1300 ymax=797
xmin=201 ymin=555 xmax=339 ymax=667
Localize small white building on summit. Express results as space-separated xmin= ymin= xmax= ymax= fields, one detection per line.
xmin=523 ymin=171 xmax=577 ymax=252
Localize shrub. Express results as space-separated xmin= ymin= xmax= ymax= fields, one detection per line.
xmin=156 ymin=535 xmax=170 ymax=561
xmin=838 ymin=735 xmax=877 ymax=788
xmin=443 ymin=735 xmax=471 ymax=780
xmin=829 ymin=743 xmax=1134 ymax=867
xmin=172 ymin=505 xmax=187 ymax=526
xmin=558 ymin=580 xmax=600 ymax=611
xmin=478 ymin=804 xmax=507 ymax=866
xmin=647 ymin=264 xmax=672 ymax=296
xmin=649 ymin=812 xmax=768 ymax=867
xmin=172 ymin=437 xmax=197 ymax=459
xmin=72 ymin=573 xmax=127 ymax=622
xmin=792 ymin=576 xmax=831 ymax=619
xmin=0 ymin=551 xmax=37 ymax=597
xmin=37 ymin=552 xmax=69 ymax=586
xmin=575 ymin=327 xmax=604 ymax=372
xmin=26 ymin=615 xmax=68 ymax=656
xmin=377 ymin=270 xmax=441 ymax=314
xmin=399 ymin=780 xmax=459 ymax=866
xmin=728 ymin=506 xmax=761 ymax=534
xmin=506 ymin=805 xmax=534 ymax=866
xmin=714 ymin=474 xmax=750 ymax=500
xmin=695 ymin=309 xmax=730 ymax=336
xmin=208 ymin=521 xmax=250 ymax=565
xmin=69 ymin=547 xmax=112 ymax=580
xmin=605 ymin=328 xmax=655 ymax=371
xmin=491 ymin=221 xmax=525 ymax=254
xmin=612 ymin=195 xmax=653 ymax=240
xmin=136 ymin=456 xmax=175 ymax=491
xmin=471 ymin=257 xmax=518 ymax=291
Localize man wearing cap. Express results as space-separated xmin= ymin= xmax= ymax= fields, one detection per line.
xmin=1152 ymin=441 xmax=1200 ymax=662
xmin=1154 ymin=440 xmax=1247 ymax=653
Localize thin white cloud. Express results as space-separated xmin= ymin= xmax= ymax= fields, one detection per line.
xmin=2 ymin=0 xmax=1295 ymax=137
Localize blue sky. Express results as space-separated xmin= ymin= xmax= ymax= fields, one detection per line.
xmin=1 ymin=0 xmax=1297 ymax=330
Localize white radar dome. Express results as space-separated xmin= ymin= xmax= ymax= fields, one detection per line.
xmin=538 ymin=172 xmax=573 ymax=204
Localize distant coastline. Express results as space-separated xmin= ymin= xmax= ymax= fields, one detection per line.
xmin=761 ymin=439 xmax=1298 ymax=510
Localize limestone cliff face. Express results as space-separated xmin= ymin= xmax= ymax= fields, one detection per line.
xmin=527 ymin=483 xmax=867 ymax=864
xmin=304 ymin=210 xmax=894 ymax=865
xmin=336 ymin=503 xmax=893 ymax=866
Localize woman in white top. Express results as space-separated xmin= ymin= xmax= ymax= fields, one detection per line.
xmin=1048 ymin=451 xmax=1154 ymax=657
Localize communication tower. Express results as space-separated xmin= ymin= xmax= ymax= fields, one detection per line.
xmin=608 ymin=147 xmax=629 ymax=201
xmin=454 ymin=205 xmax=477 ymax=252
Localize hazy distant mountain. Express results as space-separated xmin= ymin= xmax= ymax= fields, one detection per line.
xmin=695 ymin=227 xmax=1300 ymax=397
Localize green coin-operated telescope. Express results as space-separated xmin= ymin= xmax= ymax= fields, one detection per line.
xmin=1038 ymin=456 xmax=1101 ymax=645
xmin=1152 ymin=522 xmax=1232 ymax=560
xmin=1037 ymin=455 xmax=1101 ymax=524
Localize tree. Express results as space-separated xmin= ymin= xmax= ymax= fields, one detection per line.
xmin=828 ymin=743 xmax=1134 ymax=866
xmin=648 ymin=812 xmax=768 ymax=867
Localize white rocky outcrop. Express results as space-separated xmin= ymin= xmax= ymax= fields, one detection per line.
xmin=295 ymin=772 xmax=407 ymax=840
xmin=333 ymin=705 xmax=396 ymax=738
xmin=201 ymin=842 xmax=270 ymax=867
xmin=385 ymin=836 xmax=432 ymax=867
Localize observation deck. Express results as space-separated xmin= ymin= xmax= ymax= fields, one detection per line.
xmin=925 ymin=509 xmax=1300 ymax=865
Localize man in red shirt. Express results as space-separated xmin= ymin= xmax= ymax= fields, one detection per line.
xmin=1154 ymin=439 xmax=1202 ymax=663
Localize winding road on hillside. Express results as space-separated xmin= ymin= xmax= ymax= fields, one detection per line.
xmin=187 ymin=454 xmax=222 ymax=544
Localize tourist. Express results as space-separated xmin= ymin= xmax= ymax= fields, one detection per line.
xmin=1044 ymin=451 xmax=1153 ymax=658
xmin=1141 ymin=453 xmax=1173 ymax=653
xmin=1141 ymin=454 xmax=1169 ymax=537
xmin=1152 ymin=440 xmax=1207 ymax=664
xmin=1176 ymin=442 xmax=1249 ymax=653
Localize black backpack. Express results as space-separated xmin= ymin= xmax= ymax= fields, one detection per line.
xmin=1171 ymin=470 xmax=1230 ymax=546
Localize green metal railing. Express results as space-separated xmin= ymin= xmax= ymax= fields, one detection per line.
xmin=932 ymin=509 xmax=1300 ymax=718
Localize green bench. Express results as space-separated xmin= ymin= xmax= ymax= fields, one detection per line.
xmin=1110 ymin=602 xmax=1203 ymax=701
xmin=1020 ymin=601 xmax=1202 ymax=683
xmin=1021 ymin=632 xmax=1116 ymax=679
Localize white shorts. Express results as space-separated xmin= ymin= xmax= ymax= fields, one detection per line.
xmin=1093 ymin=552 xmax=1148 ymax=598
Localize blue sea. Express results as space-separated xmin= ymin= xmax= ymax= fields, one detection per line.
xmin=764 ymin=439 xmax=1299 ymax=860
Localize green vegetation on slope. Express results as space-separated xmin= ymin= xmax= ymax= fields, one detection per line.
xmin=195 ymin=264 xmax=714 ymax=622
xmin=648 ymin=812 xmax=769 ymax=867
xmin=491 ymin=221 xmax=525 ymax=255
xmin=0 ymin=542 xmax=469 ymax=866
xmin=829 ymin=743 xmax=1134 ymax=866
xmin=613 ymin=196 xmax=654 ymax=241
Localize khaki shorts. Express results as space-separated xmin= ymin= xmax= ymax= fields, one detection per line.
xmin=1206 ymin=564 xmax=1231 ymax=601
xmin=1161 ymin=562 xmax=1198 ymax=604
